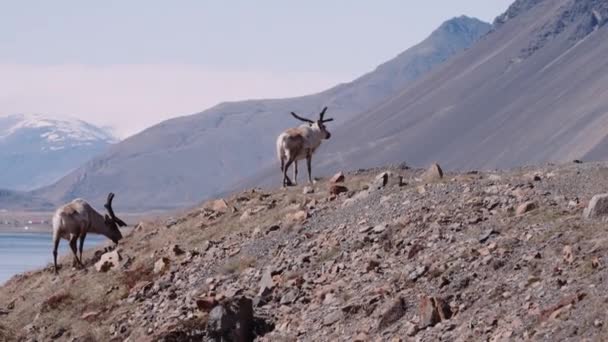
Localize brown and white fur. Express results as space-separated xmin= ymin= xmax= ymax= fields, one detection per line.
xmin=276 ymin=107 xmax=334 ymax=187
xmin=52 ymin=193 xmax=127 ymax=273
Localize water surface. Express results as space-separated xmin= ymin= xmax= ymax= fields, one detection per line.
xmin=0 ymin=232 xmax=106 ymax=284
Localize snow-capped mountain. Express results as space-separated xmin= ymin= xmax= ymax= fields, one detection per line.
xmin=0 ymin=114 xmax=117 ymax=191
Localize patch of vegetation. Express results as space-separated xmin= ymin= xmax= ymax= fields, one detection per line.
xmin=41 ymin=292 xmax=73 ymax=312
xmin=121 ymin=263 xmax=155 ymax=290
xmin=220 ymin=255 xmax=256 ymax=275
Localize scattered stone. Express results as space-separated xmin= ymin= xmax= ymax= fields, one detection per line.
xmin=302 ymin=186 xmax=315 ymax=194
xmin=286 ymin=210 xmax=309 ymax=223
xmin=371 ymin=172 xmax=389 ymax=190
xmin=358 ymin=226 xmax=374 ymax=234
xmin=196 ymin=297 xmax=218 ymax=312
xmin=323 ymin=310 xmax=343 ymax=326
xmin=330 ymin=172 xmax=345 ymax=183
xmin=583 ymin=194 xmax=608 ymax=219
xmin=372 ymin=224 xmax=388 ymax=234
xmin=329 ymin=184 xmax=349 ymax=195
xmin=211 ymin=199 xmax=229 ymax=212
xmin=154 ymin=257 xmax=170 ymax=275
xmin=94 ymin=250 xmax=122 ymax=272
xmin=207 ymin=297 xmax=255 ymax=342
xmin=479 ymin=228 xmax=499 ymax=243
xmin=171 ymin=244 xmax=185 ymax=256
xmin=378 ymin=297 xmax=407 ymax=331
xmin=516 ymin=201 xmax=537 ymax=216
xmin=80 ymin=311 xmax=100 ymax=322
xmin=418 ymin=296 xmax=452 ymax=328
xmin=422 ymin=163 xmax=443 ymax=182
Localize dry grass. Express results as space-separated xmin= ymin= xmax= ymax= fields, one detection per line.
xmin=0 ymin=323 xmax=15 ymax=342
xmin=121 ymin=263 xmax=155 ymax=290
xmin=41 ymin=292 xmax=73 ymax=312
xmin=220 ymin=255 xmax=256 ymax=275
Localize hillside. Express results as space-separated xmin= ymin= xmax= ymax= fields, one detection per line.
xmin=311 ymin=0 xmax=608 ymax=173
xmin=33 ymin=16 xmax=491 ymax=211
xmin=2 ymin=161 xmax=608 ymax=341
xmin=0 ymin=114 xmax=116 ymax=191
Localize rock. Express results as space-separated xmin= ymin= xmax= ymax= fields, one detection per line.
xmin=358 ymin=226 xmax=374 ymax=234
xmin=171 ymin=244 xmax=185 ymax=256
xmin=286 ymin=210 xmax=309 ymax=223
xmin=196 ymin=296 xmax=218 ymax=312
xmin=583 ymin=194 xmax=608 ymax=219
xmin=280 ymin=289 xmax=299 ymax=305
xmin=258 ymin=268 xmax=275 ymax=297
xmin=330 ymin=172 xmax=345 ymax=183
xmin=207 ymin=297 xmax=255 ymax=342
xmin=329 ymin=185 xmax=348 ymax=195
xmin=563 ymin=245 xmax=574 ymax=264
xmin=422 ymin=163 xmax=443 ymax=182
xmin=516 ymin=201 xmax=537 ymax=216
xmin=302 ymin=186 xmax=315 ymax=194
xmin=211 ymin=199 xmax=229 ymax=212
xmin=353 ymin=333 xmax=369 ymax=342
xmin=94 ymin=250 xmax=122 ymax=272
xmin=478 ymin=229 xmax=499 ymax=243
xmin=323 ymin=310 xmax=343 ymax=326
xmin=239 ymin=209 xmax=254 ymax=222
xmin=370 ymin=172 xmax=389 ymax=190
xmin=372 ymin=224 xmax=388 ymax=234
xmin=405 ymin=322 xmax=419 ymax=337
xmin=378 ymin=297 xmax=407 ymax=331
xmin=418 ymin=296 xmax=452 ymax=328
xmin=80 ymin=311 xmax=101 ymax=322
xmin=154 ymin=257 xmax=170 ymax=275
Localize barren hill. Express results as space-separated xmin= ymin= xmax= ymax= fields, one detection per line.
xmin=3 ymin=160 xmax=608 ymax=341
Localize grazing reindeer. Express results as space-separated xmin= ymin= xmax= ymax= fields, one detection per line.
xmin=276 ymin=106 xmax=334 ymax=187
xmin=52 ymin=193 xmax=127 ymax=273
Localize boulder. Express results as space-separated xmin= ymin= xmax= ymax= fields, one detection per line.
xmin=583 ymin=194 xmax=608 ymax=219
xmin=211 ymin=199 xmax=229 ymax=212
xmin=516 ymin=201 xmax=537 ymax=216
xmin=94 ymin=250 xmax=122 ymax=272
xmin=329 ymin=172 xmax=345 ymax=183
xmin=207 ymin=297 xmax=255 ymax=342
xmin=286 ymin=210 xmax=308 ymax=223
xmin=154 ymin=257 xmax=170 ymax=275
xmin=422 ymin=163 xmax=443 ymax=182
xmin=378 ymin=297 xmax=407 ymax=331
xmin=418 ymin=296 xmax=452 ymax=328
xmin=329 ymin=185 xmax=348 ymax=195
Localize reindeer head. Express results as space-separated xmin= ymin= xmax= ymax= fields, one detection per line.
xmin=103 ymin=193 xmax=127 ymax=244
xmin=290 ymin=107 xmax=334 ymax=139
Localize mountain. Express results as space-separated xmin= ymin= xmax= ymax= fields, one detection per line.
xmin=35 ymin=16 xmax=491 ymax=210
xmin=300 ymin=0 xmax=608 ymax=174
xmin=0 ymin=114 xmax=117 ymax=191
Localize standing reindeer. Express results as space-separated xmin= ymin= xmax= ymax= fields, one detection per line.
xmin=52 ymin=193 xmax=127 ymax=273
xmin=276 ymin=106 xmax=334 ymax=187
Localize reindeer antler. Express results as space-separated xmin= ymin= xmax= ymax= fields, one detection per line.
xmin=319 ymin=107 xmax=334 ymax=122
xmin=105 ymin=193 xmax=127 ymax=227
xmin=290 ymin=112 xmax=314 ymax=123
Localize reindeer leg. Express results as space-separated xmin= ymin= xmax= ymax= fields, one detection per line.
xmin=69 ymin=235 xmax=84 ymax=268
xmin=78 ymin=233 xmax=87 ymax=265
xmin=306 ymin=154 xmax=314 ymax=184
xmin=293 ymin=160 xmax=298 ymax=186
xmin=53 ymin=235 xmax=61 ymax=274
xmin=283 ymin=158 xmax=295 ymax=187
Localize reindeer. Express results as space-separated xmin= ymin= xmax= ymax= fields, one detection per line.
xmin=52 ymin=193 xmax=127 ymax=273
xmin=276 ymin=107 xmax=334 ymax=187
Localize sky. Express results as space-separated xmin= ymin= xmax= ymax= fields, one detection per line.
xmin=0 ymin=1 xmax=513 ymax=138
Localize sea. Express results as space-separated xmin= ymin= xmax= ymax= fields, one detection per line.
xmin=0 ymin=231 xmax=106 ymax=284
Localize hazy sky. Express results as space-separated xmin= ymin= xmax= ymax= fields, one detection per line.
xmin=0 ymin=1 xmax=513 ymax=137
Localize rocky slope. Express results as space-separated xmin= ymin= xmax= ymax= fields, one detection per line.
xmin=0 ymin=114 xmax=116 ymax=191
xmin=3 ymin=160 xmax=608 ymax=341
xmin=33 ymin=16 xmax=491 ymax=211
